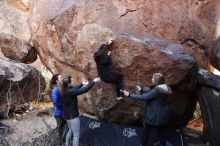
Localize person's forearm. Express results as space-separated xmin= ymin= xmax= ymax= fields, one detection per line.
xmin=129 ymin=89 xmax=159 ymax=101
xmin=76 ymin=81 xmax=95 ymax=95
xmin=129 ymin=93 xmax=148 ymax=100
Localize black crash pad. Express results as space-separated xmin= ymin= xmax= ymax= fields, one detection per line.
xmin=79 ymin=116 xmax=187 ymax=146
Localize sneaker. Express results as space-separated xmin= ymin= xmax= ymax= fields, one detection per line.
xmin=116 ymin=96 xmax=123 ymax=100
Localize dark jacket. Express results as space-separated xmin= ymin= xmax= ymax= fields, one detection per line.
xmin=129 ymin=84 xmax=172 ymax=126
xmin=51 ymin=85 xmax=64 ymax=117
xmin=94 ymin=51 xmax=112 ymax=79
xmin=62 ymin=81 xmax=95 ymax=120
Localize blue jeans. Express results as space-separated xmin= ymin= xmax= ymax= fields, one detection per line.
xmin=65 ymin=117 xmax=80 ymax=146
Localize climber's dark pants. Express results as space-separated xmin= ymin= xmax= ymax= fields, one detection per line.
xmin=55 ymin=116 xmax=67 ymax=143
xmin=101 ymin=71 xmax=123 ymax=97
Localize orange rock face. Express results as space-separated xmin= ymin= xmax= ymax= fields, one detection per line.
xmin=28 ymin=0 xmax=217 ymax=127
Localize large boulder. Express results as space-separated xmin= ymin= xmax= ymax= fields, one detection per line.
xmin=0 ymin=58 xmax=45 ymax=116
xmin=197 ymin=69 xmax=220 ymax=146
xmin=0 ymin=33 xmax=37 ymax=63
xmin=28 ymin=0 xmax=216 ymax=70
xmin=96 ymin=35 xmax=198 ymax=128
xmin=28 ymin=0 xmax=203 ymax=127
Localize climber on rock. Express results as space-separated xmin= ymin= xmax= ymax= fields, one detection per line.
xmin=94 ymin=38 xmax=124 ymax=100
